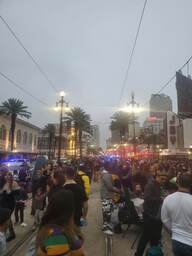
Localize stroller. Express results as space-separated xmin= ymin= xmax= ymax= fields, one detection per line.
xmin=118 ymin=188 xmax=143 ymax=248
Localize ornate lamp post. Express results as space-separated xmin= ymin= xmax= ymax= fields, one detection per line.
xmin=122 ymin=93 xmax=142 ymax=157
xmin=55 ymin=91 xmax=70 ymax=162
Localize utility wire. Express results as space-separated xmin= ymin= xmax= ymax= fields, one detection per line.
xmin=144 ymin=55 xmax=192 ymax=106
xmin=0 ymin=15 xmax=58 ymax=93
xmin=0 ymin=71 xmax=50 ymax=107
xmin=157 ymin=55 xmax=192 ymax=94
xmin=119 ymin=0 xmax=148 ymax=105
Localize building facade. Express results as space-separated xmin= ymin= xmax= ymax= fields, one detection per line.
xmin=176 ymin=71 xmax=192 ymax=119
xmin=166 ymin=112 xmax=180 ymax=149
xmin=143 ymin=117 xmax=164 ymax=135
xmin=165 ymin=112 xmax=192 ymax=149
xmin=0 ymin=114 xmax=41 ymax=154
xmin=182 ymin=119 xmax=192 ymax=148
xmin=38 ymin=122 xmax=93 ymax=158
xmin=91 ymin=125 xmax=100 ymax=147
xmin=150 ymin=94 xmax=172 ymax=119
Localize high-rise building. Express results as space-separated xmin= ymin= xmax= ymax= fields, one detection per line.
xmin=176 ymin=71 xmax=192 ymax=118
xmin=150 ymin=94 xmax=172 ymax=119
xmin=91 ymin=125 xmax=100 ymax=147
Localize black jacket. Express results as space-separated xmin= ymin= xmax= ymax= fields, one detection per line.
xmin=143 ymin=180 xmax=162 ymax=219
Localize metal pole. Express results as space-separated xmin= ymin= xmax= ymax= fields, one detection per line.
xmin=133 ymin=112 xmax=136 ymax=157
xmin=58 ymin=96 xmax=64 ymax=162
xmin=131 ymin=93 xmax=137 ymax=157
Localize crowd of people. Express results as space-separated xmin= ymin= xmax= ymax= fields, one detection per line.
xmin=99 ymin=158 xmax=192 ymax=256
xmin=0 ymin=157 xmax=191 ymax=255
xmin=0 ymin=158 xmax=95 ymax=255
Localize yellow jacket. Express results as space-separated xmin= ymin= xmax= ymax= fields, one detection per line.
xmin=78 ymin=171 xmax=91 ymax=196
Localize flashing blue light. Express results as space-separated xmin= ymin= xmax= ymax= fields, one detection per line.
xmin=0 ymin=158 xmax=22 ymax=164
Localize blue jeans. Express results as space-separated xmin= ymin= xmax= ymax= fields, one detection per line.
xmin=172 ymin=240 xmax=192 ymax=256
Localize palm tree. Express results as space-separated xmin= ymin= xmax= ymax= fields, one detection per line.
xmin=0 ymin=98 xmax=31 ymax=151
xmin=43 ymin=124 xmax=56 ymax=159
xmin=65 ymin=107 xmax=91 ymax=158
xmin=110 ymin=111 xmax=133 ymax=143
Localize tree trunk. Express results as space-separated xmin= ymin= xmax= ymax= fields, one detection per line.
xmin=79 ymin=129 xmax=83 ymax=159
xmin=11 ymin=113 xmax=17 ymax=151
xmin=74 ymin=127 xmax=78 ymax=157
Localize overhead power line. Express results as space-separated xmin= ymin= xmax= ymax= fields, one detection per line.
xmin=0 ymin=15 xmax=58 ymax=93
xmin=119 ymin=0 xmax=148 ymax=105
xmin=0 ymin=71 xmax=50 ymax=107
xmin=144 ymin=55 xmax=192 ymax=106
xmin=157 ymin=55 xmax=192 ymax=94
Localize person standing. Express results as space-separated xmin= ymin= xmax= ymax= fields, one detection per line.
xmin=161 ymin=173 xmax=192 ymax=256
xmin=33 ymin=187 xmax=46 ymax=230
xmin=0 ymin=172 xmax=19 ymax=242
xmin=100 ymin=163 xmax=120 ymax=234
xmin=64 ymin=167 xmax=88 ymax=227
xmin=78 ymin=163 xmax=91 ymax=197
xmin=0 ymin=208 xmax=11 ymax=255
xmin=119 ymin=162 xmax=132 ymax=190
xmin=135 ymin=174 xmax=163 ymax=256
xmin=35 ymin=190 xmax=85 ymax=256
xmin=18 ymin=165 xmax=28 ymax=183
xmin=14 ymin=183 xmax=28 ymax=226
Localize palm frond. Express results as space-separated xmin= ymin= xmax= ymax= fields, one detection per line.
xmin=0 ymin=98 xmax=31 ymax=119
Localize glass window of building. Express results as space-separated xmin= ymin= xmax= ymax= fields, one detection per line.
xmin=29 ymin=133 xmax=33 ymax=145
xmin=16 ymin=130 xmax=21 ymax=144
xmin=0 ymin=125 xmax=6 ymax=141
xmin=23 ymin=132 xmax=28 ymax=145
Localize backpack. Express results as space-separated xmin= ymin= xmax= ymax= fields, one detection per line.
xmin=146 ymin=245 xmax=164 ymax=256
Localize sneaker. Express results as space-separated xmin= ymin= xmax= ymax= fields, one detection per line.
xmin=21 ymin=222 xmax=27 ymax=227
xmin=102 ymin=222 xmax=108 ymax=231
xmin=103 ymin=229 xmax=114 ymax=235
xmin=102 ymin=224 xmax=114 ymax=235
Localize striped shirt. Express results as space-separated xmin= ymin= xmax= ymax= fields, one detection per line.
xmin=37 ymin=225 xmax=84 ymax=256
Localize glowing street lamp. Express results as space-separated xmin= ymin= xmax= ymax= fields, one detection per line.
xmin=56 ymin=91 xmax=70 ymax=162
xmin=121 ymin=93 xmax=142 ymax=157
xmin=60 ymin=91 xmax=66 ymax=97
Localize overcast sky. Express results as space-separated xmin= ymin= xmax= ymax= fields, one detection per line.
xmin=0 ymin=0 xmax=192 ymax=147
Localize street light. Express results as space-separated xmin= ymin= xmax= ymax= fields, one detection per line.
xmin=60 ymin=91 xmax=66 ymax=97
xmin=55 ymin=91 xmax=69 ymax=162
xmin=121 ymin=93 xmax=142 ymax=157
